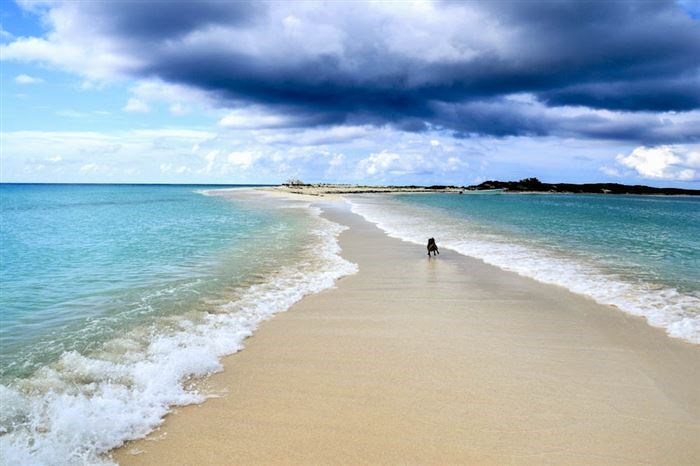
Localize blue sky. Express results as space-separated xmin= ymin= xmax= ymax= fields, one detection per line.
xmin=1 ymin=1 xmax=699 ymax=186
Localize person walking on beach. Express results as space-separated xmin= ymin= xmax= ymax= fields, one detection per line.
xmin=427 ymin=238 xmax=439 ymax=256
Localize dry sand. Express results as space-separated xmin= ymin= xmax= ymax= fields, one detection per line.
xmin=114 ymin=201 xmax=700 ymax=465
xmin=261 ymin=184 xmax=463 ymax=197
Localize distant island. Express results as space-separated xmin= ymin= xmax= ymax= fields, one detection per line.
xmin=274 ymin=178 xmax=699 ymax=196
xmin=466 ymin=178 xmax=700 ymax=195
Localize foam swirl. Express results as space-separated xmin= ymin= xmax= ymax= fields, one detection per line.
xmin=0 ymin=200 xmax=357 ymax=466
xmin=349 ymin=195 xmax=699 ymax=344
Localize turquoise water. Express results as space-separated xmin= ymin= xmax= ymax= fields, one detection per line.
xmin=2 ymin=186 xmax=697 ymax=464
xmin=398 ymin=193 xmax=699 ymax=295
xmin=0 ymin=184 xmax=356 ymax=465
xmin=1 ymin=184 xmax=281 ymax=379
xmin=350 ymin=193 xmax=700 ymax=343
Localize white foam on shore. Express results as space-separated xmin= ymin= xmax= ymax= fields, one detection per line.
xmin=349 ymin=196 xmax=700 ymax=345
xmin=0 ymin=201 xmax=357 ymax=466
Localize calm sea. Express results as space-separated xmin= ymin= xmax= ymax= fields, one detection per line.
xmin=350 ymin=192 xmax=700 ymax=343
xmin=0 ymin=184 xmax=356 ymax=465
xmin=2 ymin=185 xmax=698 ymax=464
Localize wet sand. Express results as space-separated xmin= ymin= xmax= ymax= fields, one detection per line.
xmin=114 ymin=201 xmax=700 ymax=465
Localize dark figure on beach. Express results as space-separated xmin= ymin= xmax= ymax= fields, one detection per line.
xmin=427 ymin=238 xmax=439 ymax=256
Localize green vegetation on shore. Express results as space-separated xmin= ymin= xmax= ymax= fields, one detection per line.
xmin=281 ymin=178 xmax=698 ymax=195
xmin=468 ymin=178 xmax=699 ymax=195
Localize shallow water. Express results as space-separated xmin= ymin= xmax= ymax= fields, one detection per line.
xmin=350 ymin=192 xmax=700 ymax=344
xmin=0 ymin=185 xmax=356 ymax=465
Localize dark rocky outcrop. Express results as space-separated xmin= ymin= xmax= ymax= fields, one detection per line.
xmin=466 ymin=178 xmax=699 ymax=195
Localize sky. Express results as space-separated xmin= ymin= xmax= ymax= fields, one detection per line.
xmin=1 ymin=0 xmax=699 ymax=186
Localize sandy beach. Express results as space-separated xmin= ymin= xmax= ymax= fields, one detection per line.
xmin=261 ymin=184 xmax=464 ymax=197
xmin=114 ymin=199 xmax=700 ymax=465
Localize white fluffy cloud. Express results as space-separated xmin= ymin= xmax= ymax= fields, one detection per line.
xmin=129 ymin=80 xmax=210 ymax=115
xmin=1 ymin=129 xmax=217 ymax=182
xmin=253 ymin=125 xmax=378 ymax=146
xmin=15 ymin=74 xmax=43 ymax=84
xmin=1 ymin=34 xmax=139 ymax=82
xmin=615 ymin=146 xmax=700 ymax=181
xmin=123 ymin=98 xmax=150 ymax=113
xmin=357 ymin=147 xmax=467 ymax=179
xmin=359 ymin=151 xmax=401 ymax=176
xmin=3 ymin=127 xmax=654 ymax=185
xmin=226 ymin=150 xmax=261 ymax=169
xmin=219 ymin=107 xmax=293 ymax=130
xmin=0 ymin=24 xmax=14 ymax=40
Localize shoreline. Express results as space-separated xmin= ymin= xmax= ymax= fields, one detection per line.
xmin=261 ymin=185 xmax=463 ymax=197
xmin=113 ymin=200 xmax=700 ymax=465
xmin=254 ymin=184 xmax=700 ymax=198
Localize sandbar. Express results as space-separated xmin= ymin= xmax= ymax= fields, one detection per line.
xmin=114 ymin=200 xmax=700 ymax=465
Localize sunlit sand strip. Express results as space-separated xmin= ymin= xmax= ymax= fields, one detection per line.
xmin=114 ymin=200 xmax=700 ymax=465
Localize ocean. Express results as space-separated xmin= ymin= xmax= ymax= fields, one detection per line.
xmin=2 ymin=185 xmax=698 ymax=464
xmin=349 ymin=192 xmax=700 ymax=345
xmin=0 ymin=184 xmax=357 ymax=465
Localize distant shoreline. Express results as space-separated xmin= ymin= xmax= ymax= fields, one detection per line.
xmin=266 ymin=179 xmax=700 ymax=197
xmin=2 ymin=181 xmax=697 ymax=196
xmin=262 ymin=184 xmax=463 ymax=197
xmin=467 ymin=178 xmax=700 ymax=195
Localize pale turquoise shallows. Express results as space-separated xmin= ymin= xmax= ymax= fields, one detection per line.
xmin=1 ymin=184 xmax=297 ymax=379
xmin=0 ymin=184 xmax=357 ymax=466
xmin=350 ymin=192 xmax=700 ymax=344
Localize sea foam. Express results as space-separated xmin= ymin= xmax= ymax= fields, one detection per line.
xmin=0 ymin=201 xmax=357 ymax=466
xmin=349 ymin=195 xmax=700 ymax=344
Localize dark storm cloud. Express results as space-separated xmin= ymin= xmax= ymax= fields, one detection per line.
xmin=77 ymin=1 xmax=261 ymax=41
xmin=430 ymin=100 xmax=550 ymax=138
xmin=478 ymin=1 xmax=700 ymax=106
xmin=16 ymin=0 xmax=700 ymax=140
xmin=540 ymin=77 xmax=700 ymax=112
xmin=565 ymin=114 xmax=700 ymax=144
xmin=430 ymin=100 xmax=700 ymax=144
